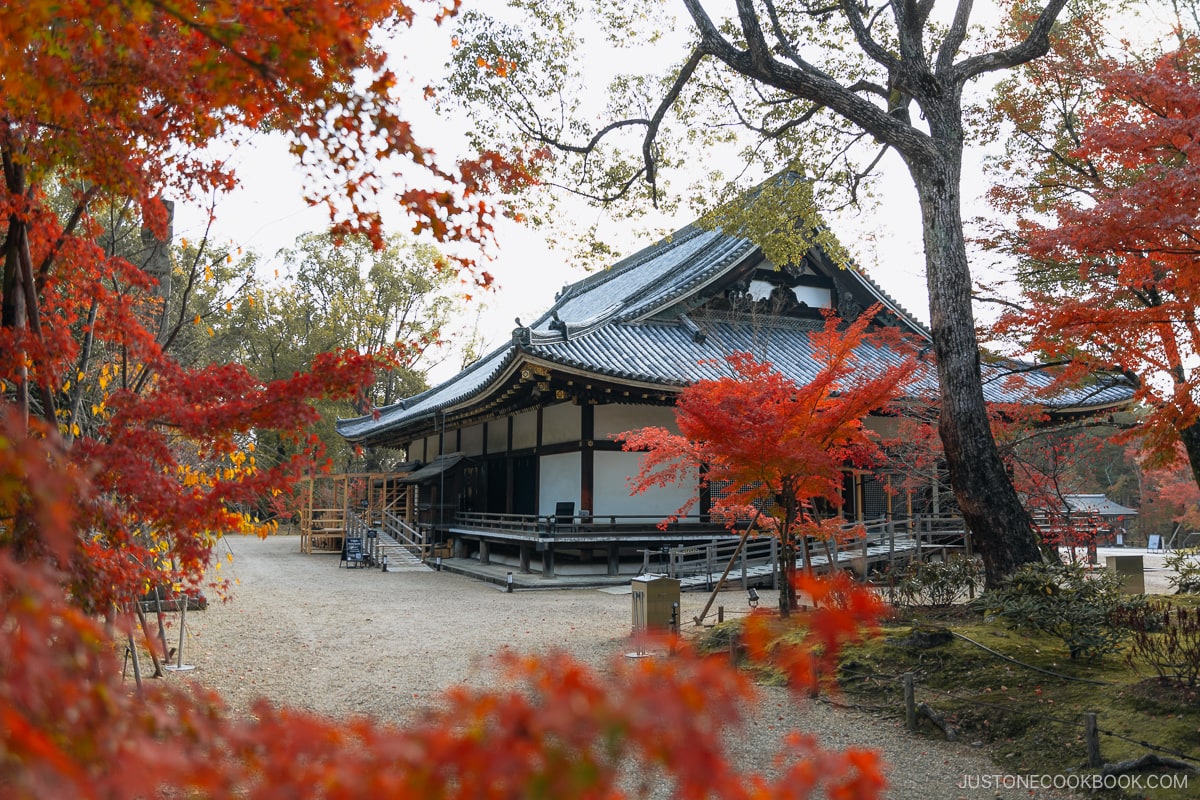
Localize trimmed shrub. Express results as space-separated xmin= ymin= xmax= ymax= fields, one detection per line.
xmin=894 ymin=558 xmax=981 ymax=608
xmin=978 ymin=561 xmax=1141 ymax=660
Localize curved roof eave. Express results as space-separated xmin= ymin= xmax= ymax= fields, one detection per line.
xmin=336 ymin=343 xmax=522 ymax=443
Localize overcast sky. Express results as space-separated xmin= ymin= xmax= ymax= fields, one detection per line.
xmin=169 ymin=9 xmax=1020 ymax=382
xmin=172 ymin=142 xmax=936 ymax=373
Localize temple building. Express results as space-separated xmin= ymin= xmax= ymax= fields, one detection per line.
xmin=333 ymin=203 xmax=1132 ymax=579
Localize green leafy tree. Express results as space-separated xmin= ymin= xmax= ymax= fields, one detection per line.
xmin=188 ymin=232 xmax=461 ymax=471
xmin=445 ymin=0 xmax=1095 ymax=586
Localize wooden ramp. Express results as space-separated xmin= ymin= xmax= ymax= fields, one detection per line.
xmin=372 ymin=528 xmax=429 ymax=572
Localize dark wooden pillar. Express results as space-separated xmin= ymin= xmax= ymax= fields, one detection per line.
xmin=505 ymin=415 xmax=514 ymax=514
xmin=581 ymin=403 xmax=595 ymax=515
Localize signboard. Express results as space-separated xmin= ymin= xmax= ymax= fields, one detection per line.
xmin=342 ymin=535 xmax=366 ymax=567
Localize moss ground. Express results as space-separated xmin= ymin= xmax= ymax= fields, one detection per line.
xmin=695 ymin=598 xmax=1200 ymax=799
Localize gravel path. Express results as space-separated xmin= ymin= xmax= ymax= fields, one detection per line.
xmin=174 ymin=534 xmax=1123 ymax=798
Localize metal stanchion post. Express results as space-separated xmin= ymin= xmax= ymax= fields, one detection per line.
xmin=164 ymin=597 xmax=195 ymax=672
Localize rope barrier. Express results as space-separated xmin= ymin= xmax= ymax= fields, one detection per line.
xmin=1093 ymin=726 xmax=1200 ymax=765
xmin=950 ymin=631 xmax=1113 ymax=685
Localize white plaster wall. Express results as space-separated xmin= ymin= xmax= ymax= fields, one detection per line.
xmin=486 ymin=418 xmax=508 ymax=453
xmin=423 ymin=434 xmax=440 ymax=459
xmin=512 ymin=408 xmax=537 ymax=449
xmin=793 ymin=285 xmax=832 ymax=309
xmin=595 ymin=404 xmax=680 ymax=440
xmin=538 ymin=451 xmax=580 ymax=515
xmin=593 ymin=450 xmax=698 ymax=523
xmin=541 ymin=402 xmax=580 ymax=445
xmin=460 ymin=423 xmax=484 ymax=457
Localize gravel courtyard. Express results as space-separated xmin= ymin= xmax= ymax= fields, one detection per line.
xmin=169 ymin=533 xmax=1167 ymax=798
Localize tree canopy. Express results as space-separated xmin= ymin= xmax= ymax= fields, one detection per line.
xmin=187 ymin=232 xmax=466 ymax=473
xmin=446 ymin=0 xmax=1095 ymax=585
xmin=984 ymin=8 xmax=1200 ymax=496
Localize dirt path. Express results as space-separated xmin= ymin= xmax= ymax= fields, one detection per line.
xmin=176 ymin=534 xmax=1087 ymax=798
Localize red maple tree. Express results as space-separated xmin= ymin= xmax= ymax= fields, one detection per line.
xmin=0 ymin=0 xmax=544 ymax=609
xmin=991 ymin=41 xmax=1200 ymax=493
xmin=619 ymin=307 xmax=918 ymax=615
xmin=0 ymin=3 xmax=891 ymax=796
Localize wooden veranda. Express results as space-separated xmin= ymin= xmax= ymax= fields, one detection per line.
xmin=296 ymin=465 xmax=981 ymax=581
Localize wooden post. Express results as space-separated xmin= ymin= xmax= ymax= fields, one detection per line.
xmin=904 ymin=672 xmax=917 ymax=731
xmin=769 ymin=537 xmax=778 ymax=589
xmin=855 ymin=473 xmax=864 ymax=522
xmin=860 ymin=533 xmax=869 ymax=580
xmin=741 ymin=539 xmax=749 ymax=589
xmin=888 ymin=517 xmax=896 ymax=573
xmin=693 ymin=513 xmax=760 ymax=626
xmin=126 ymin=631 xmax=143 ymax=693
xmin=717 ymin=605 xmax=724 ymax=623
xmin=728 ymin=629 xmax=738 ymax=664
xmin=1084 ymin=712 xmax=1102 ymax=767
xmin=303 ymin=476 xmax=314 ymax=554
xmin=134 ymin=604 xmax=164 ymax=678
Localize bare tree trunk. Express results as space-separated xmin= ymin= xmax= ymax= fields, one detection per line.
xmin=1179 ymin=423 xmax=1200 ymax=499
xmin=905 ymin=108 xmax=1042 ymax=588
xmin=2 ymin=149 xmax=29 ymax=428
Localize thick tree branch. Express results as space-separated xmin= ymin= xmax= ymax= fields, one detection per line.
xmin=955 ymin=0 xmax=1070 ymax=81
xmin=64 ymin=299 xmax=99 ymax=447
xmin=38 ymin=186 xmax=98 ymax=286
xmin=16 ymin=223 xmax=58 ymax=426
xmin=542 ymin=118 xmax=653 ymax=157
xmin=895 ymin=0 xmax=932 ymax=73
xmin=682 ymin=0 xmax=937 ymax=162
xmin=763 ymin=0 xmax=832 ymax=76
xmin=736 ymin=0 xmax=775 ymax=73
xmin=838 ymin=0 xmax=900 ymax=72
xmin=936 ymin=0 xmax=976 ymax=74
xmin=644 ymin=48 xmax=707 ymax=197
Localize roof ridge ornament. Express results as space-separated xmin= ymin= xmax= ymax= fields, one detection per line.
xmin=549 ymin=310 xmax=569 ymax=339
xmin=512 ymin=318 xmax=531 ymax=346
